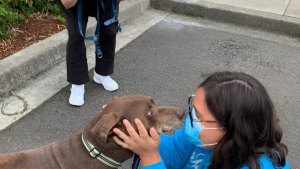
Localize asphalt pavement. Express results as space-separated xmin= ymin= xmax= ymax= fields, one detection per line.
xmin=0 ymin=0 xmax=300 ymax=168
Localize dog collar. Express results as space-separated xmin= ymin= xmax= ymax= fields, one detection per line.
xmin=82 ymin=134 xmax=122 ymax=168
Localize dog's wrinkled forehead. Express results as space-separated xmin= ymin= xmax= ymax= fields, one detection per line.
xmin=110 ymin=95 xmax=153 ymax=106
xmin=105 ymin=94 xmax=154 ymax=114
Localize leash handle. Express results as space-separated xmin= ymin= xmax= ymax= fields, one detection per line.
xmin=132 ymin=154 xmax=141 ymax=169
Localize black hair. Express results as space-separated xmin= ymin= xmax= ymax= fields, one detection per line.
xmin=199 ymin=71 xmax=288 ymax=169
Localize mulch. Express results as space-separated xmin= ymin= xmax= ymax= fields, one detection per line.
xmin=0 ymin=14 xmax=66 ymax=60
xmin=0 ymin=0 xmax=126 ymax=60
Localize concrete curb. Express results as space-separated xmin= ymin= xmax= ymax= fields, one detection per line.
xmin=0 ymin=6 xmax=168 ymax=132
xmin=150 ymin=0 xmax=300 ymax=38
xmin=0 ymin=0 xmax=150 ymax=97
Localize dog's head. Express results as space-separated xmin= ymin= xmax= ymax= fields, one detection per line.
xmin=90 ymin=94 xmax=184 ymax=143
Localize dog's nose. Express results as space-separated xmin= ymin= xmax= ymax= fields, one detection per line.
xmin=176 ymin=108 xmax=185 ymax=120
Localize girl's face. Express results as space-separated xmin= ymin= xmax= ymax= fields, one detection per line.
xmin=193 ymin=87 xmax=227 ymax=150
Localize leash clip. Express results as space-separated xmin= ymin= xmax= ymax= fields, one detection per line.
xmin=94 ymin=35 xmax=99 ymax=41
xmin=97 ymin=53 xmax=103 ymax=58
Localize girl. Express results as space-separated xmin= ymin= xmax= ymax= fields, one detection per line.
xmin=113 ymin=71 xmax=290 ymax=169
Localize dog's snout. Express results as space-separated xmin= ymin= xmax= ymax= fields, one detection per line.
xmin=176 ymin=109 xmax=185 ymax=120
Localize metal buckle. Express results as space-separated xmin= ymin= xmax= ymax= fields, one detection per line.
xmin=97 ymin=54 xmax=103 ymax=58
xmin=90 ymin=147 xmax=101 ymax=158
xmin=94 ymin=35 xmax=99 ymax=41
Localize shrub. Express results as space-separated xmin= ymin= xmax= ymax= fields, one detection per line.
xmin=0 ymin=0 xmax=64 ymax=39
xmin=0 ymin=0 xmax=23 ymax=38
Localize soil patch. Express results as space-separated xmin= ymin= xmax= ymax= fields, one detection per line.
xmin=0 ymin=15 xmax=66 ymax=60
xmin=0 ymin=0 xmax=126 ymax=60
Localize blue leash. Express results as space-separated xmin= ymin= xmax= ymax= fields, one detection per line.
xmin=77 ymin=0 xmax=121 ymax=58
xmin=132 ymin=154 xmax=141 ymax=169
xmin=100 ymin=0 xmax=122 ymax=32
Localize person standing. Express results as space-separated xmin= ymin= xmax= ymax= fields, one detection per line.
xmin=56 ymin=0 xmax=120 ymax=106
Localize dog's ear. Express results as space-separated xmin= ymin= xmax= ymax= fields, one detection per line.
xmin=92 ymin=112 xmax=119 ymax=143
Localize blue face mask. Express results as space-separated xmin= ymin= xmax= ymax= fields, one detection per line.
xmin=184 ymin=108 xmax=224 ymax=147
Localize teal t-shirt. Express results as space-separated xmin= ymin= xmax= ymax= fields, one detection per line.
xmin=142 ymin=128 xmax=290 ymax=169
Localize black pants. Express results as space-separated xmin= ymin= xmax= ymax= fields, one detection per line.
xmin=56 ymin=0 xmax=119 ymax=84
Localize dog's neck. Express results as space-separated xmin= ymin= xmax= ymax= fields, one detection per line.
xmin=82 ymin=115 xmax=134 ymax=165
xmin=82 ymin=130 xmax=133 ymax=164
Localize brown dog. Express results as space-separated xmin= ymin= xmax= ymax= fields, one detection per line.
xmin=0 ymin=94 xmax=184 ymax=169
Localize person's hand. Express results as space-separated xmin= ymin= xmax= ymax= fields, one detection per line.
xmin=113 ymin=119 xmax=162 ymax=166
xmin=61 ymin=0 xmax=77 ymax=9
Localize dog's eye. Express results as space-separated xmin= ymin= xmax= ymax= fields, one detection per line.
xmin=147 ymin=110 xmax=154 ymax=116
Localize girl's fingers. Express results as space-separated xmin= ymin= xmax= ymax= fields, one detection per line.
xmin=135 ymin=119 xmax=149 ymax=138
xmin=150 ymin=127 xmax=160 ymax=143
xmin=113 ymin=136 xmax=129 ymax=149
xmin=123 ymin=119 xmax=139 ymax=139
xmin=113 ymin=128 xmax=131 ymax=142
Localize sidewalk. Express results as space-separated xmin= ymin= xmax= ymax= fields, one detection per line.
xmin=203 ymin=0 xmax=299 ymax=17
xmin=0 ymin=0 xmax=153 ymax=131
xmin=152 ymin=0 xmax=300 ymax=38
xmin=1 ymin=0 xmax=300 ymax=132
xmin=180 ymin=0 xmax=300 ymax=18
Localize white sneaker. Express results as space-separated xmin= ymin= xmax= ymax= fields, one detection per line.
xmin=93 ymin=71 xmax=119 ymax=91
xmin=69 ymin=84 xmax=85 ymax=106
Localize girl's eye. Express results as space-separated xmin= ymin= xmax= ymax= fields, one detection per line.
xmin=148 ymin=110 xmax=154 ymax=116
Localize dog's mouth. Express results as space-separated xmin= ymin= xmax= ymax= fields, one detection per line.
xmin=156 ymin=125 xmax=175 ymax=134
xmin=156 ymin=118 xmax=183 ymax=134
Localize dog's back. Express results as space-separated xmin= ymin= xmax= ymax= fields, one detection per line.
xmin=0 ymin=145 xmax=51 ymax=169
xmin=0 ymin=152 xmax=27 ymax=169
xmin=0 ymin=95 xmax=184 ymax=169
xmin=0 ymin=132 xmax=105 ymax=169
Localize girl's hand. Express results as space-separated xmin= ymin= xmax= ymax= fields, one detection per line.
xmin=113 ymin=119 xmax=162 ymax=166
xmin=61 ymin=0 xmax=77 ymax=9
